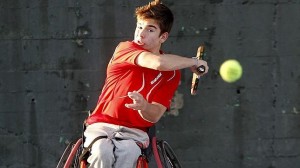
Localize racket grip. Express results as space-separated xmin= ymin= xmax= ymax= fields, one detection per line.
xmin=197 ymin=65 xmax=205 ymax=74
xmin=191 ymin=65 xmax=205 ymax=95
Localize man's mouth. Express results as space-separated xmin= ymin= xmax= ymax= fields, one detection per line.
xmin=136 ymin=40 xmax=145 ymax=46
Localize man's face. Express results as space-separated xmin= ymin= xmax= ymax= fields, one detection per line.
xmin=134 ymin=18 xmax=168 ymax=53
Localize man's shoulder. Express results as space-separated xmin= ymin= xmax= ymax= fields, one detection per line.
xmin=115 ymin=41 xmax=146 ymax=54
xmin=118 ymin=41 xmax=140 ymax=48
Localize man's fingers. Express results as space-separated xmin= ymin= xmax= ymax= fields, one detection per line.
xmin=125 ymin=102 xmax=141 ymax=110
xmin=127 ymin=91 xmax=141 ymax=101
xmin=126 ymin=91 xmax=145 ymax=110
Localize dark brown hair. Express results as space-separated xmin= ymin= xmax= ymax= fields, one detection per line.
xmin=135 ymin=0 xmax=174 ymax=35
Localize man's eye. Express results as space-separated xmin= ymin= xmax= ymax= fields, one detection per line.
xmin=148 ymin=29 xmax=154 ymax=32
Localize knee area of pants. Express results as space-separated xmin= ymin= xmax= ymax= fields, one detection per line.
xmin=92 ymin=141 xmax=113 ymax=157
xmin=126 ymin=143 xmax=141 ymax=156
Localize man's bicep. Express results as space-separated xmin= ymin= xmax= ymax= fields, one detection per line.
xmin=136 ymin=52 xmax=161 ymax=70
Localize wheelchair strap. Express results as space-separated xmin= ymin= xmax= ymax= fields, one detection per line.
xmin=79 ymin=135 xmax=108 ymax=162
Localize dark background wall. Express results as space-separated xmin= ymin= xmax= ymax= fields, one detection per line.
xmin=0 ymin=0 xmax=299 ymax=168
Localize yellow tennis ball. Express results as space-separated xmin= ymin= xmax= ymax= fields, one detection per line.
xmin=219 ymin=59 xmax=242 ymax=83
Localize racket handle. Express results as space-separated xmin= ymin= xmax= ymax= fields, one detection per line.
xmin=191 ymin=65 xmax=205 ymax=94
xmin=191 ymin=45 xmax=205 ymax=95
xmin=197 ymin=65 xmax=205 ymax=73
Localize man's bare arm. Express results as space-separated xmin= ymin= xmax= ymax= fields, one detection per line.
xmin=136 ymin=51 xmax=208 ymax=74
xmin=125 ymin=91 xmax=166 ymax=123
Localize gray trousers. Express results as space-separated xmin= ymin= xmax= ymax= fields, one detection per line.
xmin=84 ymin=123 xmax=149 ymax=168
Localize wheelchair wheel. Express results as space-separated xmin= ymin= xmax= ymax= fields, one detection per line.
xmin=56 ymin=140 xmax=74 ymax=168
xmin=56 ymin=138 xmax=87 ymax=168
xmin=152 ymin=137 xmax=182 ymax=168
xmin=158 ymin=140 xmax=182 ymax=168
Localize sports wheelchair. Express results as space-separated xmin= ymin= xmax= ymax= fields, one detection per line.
xmin=56 ymin=123 xmax=182 ymax=168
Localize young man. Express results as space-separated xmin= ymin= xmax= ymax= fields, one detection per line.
xmin=83 ymin=0 xmax=209 ymax=167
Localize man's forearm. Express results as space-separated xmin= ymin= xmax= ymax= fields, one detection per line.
xmin=138 ymin=102 xmax=166 ymax=123
xmin=137 ymin=52 xmax=198 ymax=71
xmin=157 ymin=53 xmax=197 ymax=71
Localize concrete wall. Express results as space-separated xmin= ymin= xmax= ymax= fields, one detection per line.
xmin=0 ymin=0 xmax=299 ymax=167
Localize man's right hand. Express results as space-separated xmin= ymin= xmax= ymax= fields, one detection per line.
xmin=191 ymin=59 xmax=209 ymax=76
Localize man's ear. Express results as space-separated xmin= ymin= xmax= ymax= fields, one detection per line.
xmin=159 ymin=32 xmax=169 ymax=43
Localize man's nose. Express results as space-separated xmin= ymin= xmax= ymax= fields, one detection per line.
xmin=138 ymin=29 xmax=146 ymax=38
